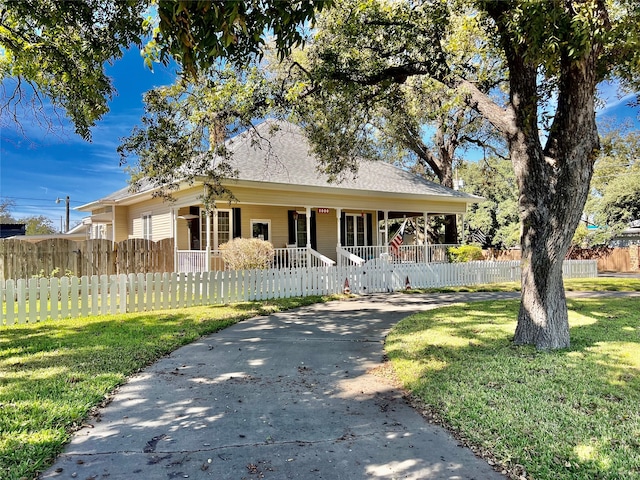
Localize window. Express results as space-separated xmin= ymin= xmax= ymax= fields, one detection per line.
xmin=344 ymin=214 xmax=367 ymax=247
xmin=217 ymin=210 xmax=231 ymax=246
xmin=200 ymin=209 xmax=233 ymax=249
xmin=142 ymin=213 xmax=152 ymax=240
xmin=295 ymin=215 xmax=307 ymax=247
xmin=251 ymin=219 xmax=271 ymax=241
xmin=92 ymin=224 xmax=106 ymax=240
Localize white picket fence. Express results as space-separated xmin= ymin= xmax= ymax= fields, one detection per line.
xmin=0 ymin=260 xmax=597 ymax=326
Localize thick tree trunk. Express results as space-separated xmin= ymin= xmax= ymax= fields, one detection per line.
xmin=506 ymin=50 xmax=599 ymax=350
xmin=515 ymin=255 xmax=570 ymax=348
xmin=473 ymin=0 xmax=604 ymax=350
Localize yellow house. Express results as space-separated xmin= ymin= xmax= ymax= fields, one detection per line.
xmin=77 ymin=120 xmax=480 ymax=271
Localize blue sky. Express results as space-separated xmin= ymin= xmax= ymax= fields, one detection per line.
xmin=0 ymin=48 xmax=177 ymax=230
xmin=0 ymin=48 xmax=638 ymax=231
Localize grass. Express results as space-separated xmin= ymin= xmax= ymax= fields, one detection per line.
xmin=386 ymin=295 xmax=640 ymax=479
xmin=2 ymin=276 xmax=638 ymax=479
xmin=405 ymin=276 xmax=640 ymax=294
xmin=0 ymin=295 xmax=339 ymax=480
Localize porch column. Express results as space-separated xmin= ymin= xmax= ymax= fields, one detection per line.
xmin=384 ymin=210 xmax=389 ymax=254
xmin=336 ymin=208 xmax=342 ymax=267
xmin=111 ymin=206 xmax=116 ymax=245
xmin=172 ymin=207 xmax=178 ymax=272
xmin=460 ymin=214 xmax=465 ymax=244
xmin=205 ymin=209 xmax=212 ymax=272
xmin=306 ymin=206 xmax=312 ymax=265
xmin=213 ymin=209 xmax=219 ymax=250
xmin=424 ymin=212 xmax=429 ymax=263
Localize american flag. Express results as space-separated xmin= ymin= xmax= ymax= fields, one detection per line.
xmin=389 ymin=219 xmax=407 ymax=254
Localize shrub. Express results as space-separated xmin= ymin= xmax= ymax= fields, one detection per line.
xmin=447 ymin=244 xmax=484 ymax=263
xmin=219 ymin=238 xmax=275 ymax=270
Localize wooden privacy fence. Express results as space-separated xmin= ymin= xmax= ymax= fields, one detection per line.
xmin=0 ymin=259 xmax=597 ymax=326
xmin=484 ymin=246 xmax=639 ymax=273
xmin=0 ymin=238 xmax=174 ymax=280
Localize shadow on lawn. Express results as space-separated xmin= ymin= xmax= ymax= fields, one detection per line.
xmin=385 ymin=297 xmax=640 ymax=479
xmin=0 ymin=303 xmax=273 ymax=400
xmin=0 ymin=296 xmax=328 ymax=399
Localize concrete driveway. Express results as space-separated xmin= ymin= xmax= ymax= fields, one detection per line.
xmin=41 ymin=292 xmax=520 ymax=480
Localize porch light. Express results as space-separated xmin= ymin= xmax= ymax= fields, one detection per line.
xmin=293 ymin=211 xmax=299 ymax=220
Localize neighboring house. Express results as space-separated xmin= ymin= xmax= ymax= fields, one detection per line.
xmin=611 ymin=219 xmax=640 ymax=247
xmin=0 ymin=223 xmax=26 ymax=238
xmin=1 ymin=222 xmax=88 ymax=242
xmin=77 ymin=120 xmax=481 ymax=271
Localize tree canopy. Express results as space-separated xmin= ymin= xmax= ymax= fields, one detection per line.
xmin=0 ymin=0 xmax=147 ymax=139
xmin=117 ymin=62 xmax=285 ymax=208
xmin=0 ymin=0 xmax=330 ymax=139
xmin=458 ymin=157 xmax=519 ymax=249
xmin=587 ymin=127 xmax=640 ymax=240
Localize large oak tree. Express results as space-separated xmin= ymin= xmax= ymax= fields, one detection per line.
xmin=299 ymin=0 xmax=640 ymax=349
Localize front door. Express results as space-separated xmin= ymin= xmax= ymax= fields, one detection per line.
xmin=344 ymin=214 xmax=366 ymax=247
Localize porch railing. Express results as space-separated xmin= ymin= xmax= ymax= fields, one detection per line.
xmin=337 ymin=247 xmax=366 ymax=266
xmin=340 ymin=244 xmax=459 ymax=264
xmin=177 ymin=247 xmax=335 ymax=273
xmin=426 ymin=244 xmax=458 ymax=263
xmin=176 ymin=250 xmax=208 ymax=273
xmin=309 ymin=249 xmax=336 ymax=267
xmin=176 ymin=245 xmax=457 ymax=272
xmin=342 ymin=245 xmax=386 ymax=262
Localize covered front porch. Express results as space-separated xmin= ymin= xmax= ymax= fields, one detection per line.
xmin=172 ymin=203 xmax=462 ymax=272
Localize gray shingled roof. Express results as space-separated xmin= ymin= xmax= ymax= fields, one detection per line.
xmin=226 ymin=119 xmax=476 ymax=200
xmin=82 ymin=119 xmax=478 ymax=208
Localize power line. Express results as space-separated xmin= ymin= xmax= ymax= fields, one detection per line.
xmin=0 ymin=195 xmax=89 ymax=204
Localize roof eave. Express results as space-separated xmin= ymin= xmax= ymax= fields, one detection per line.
xmin=228 ymin=178 xmax=482 ymax=205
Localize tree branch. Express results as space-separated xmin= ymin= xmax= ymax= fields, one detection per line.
xmin=453 ymin=79 xmax=516 ymax=138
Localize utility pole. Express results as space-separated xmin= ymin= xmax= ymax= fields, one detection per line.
xmin=56 ymin=196 xmax=70 ymax=233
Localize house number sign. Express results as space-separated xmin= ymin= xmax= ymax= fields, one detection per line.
xmin=316 ymin=208 xmax=330 ymax=214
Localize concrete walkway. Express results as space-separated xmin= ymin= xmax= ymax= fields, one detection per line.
xmin=42 ymin=291 xmax=636 ymax=480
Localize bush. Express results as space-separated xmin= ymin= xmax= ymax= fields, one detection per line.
xmin=219 ymin=238 xmax=275 ymax=270
xmin=447 ymin=244 xmax=484 ymax=263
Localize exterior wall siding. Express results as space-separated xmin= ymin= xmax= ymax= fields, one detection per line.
xmin=128 ymin=197 xmax=173 ymax=241
xmin=314 ymin=209 xmax=338 ymax=260
xmin=226 ymin=184 xmax=469 ymax=215
xmin=114 ymin=206 xmax=129 ymax=242
xmin=239 ymin=204 xmax=290 ymax=248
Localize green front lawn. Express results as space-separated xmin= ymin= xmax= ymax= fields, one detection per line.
xmin=407 ymin=277 xmax=640 ymax=294
xmin=0 ymin=296 xmax=338 ymax=480
xmin=387 ymin=296 xmax=640 ymax=479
